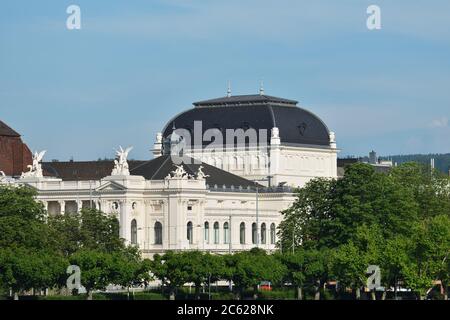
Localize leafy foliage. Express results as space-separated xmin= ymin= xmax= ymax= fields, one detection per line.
xmin=279 ymin=162 xmax=450 ymax=299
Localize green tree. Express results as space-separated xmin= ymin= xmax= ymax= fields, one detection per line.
xmin=0 ymin=185 xmax=45 ymax=220
xmin=110 ymin=246 xmax=152 ymax=299
xmin=48 ymin=208 xmax=124 ymax=256
xmin=303 ymin=248 xmax=332 ymax=300
xmin=426 ymin=215 xmax=450 ymax=300
xmin=79 ymin=209 xmax=124 ymax=252
xmin=0 ymin=185 xmax=66 ymax=299
xmin=276 ymin=250 xmax=306 ymax=299
xmin=331 ymin=243 xmax=367 ymax=300
xmin=226 ymin=248 xmax=286 ymax=300
xmin=69 ymin=249 xmax=114 ymax=300
xmin=390 ymin=162 xmax=450 ymax=219
xmin=150 ymin=251 xmax=189 ymax=300
xmin=0 ymin=247 xmax=67 ymax=300
xmin=278 ymin=178 xmax=335 ymax=251
xmin=379 ymin=236 xmax=410 ymax=300
xmin=404 ymin=215 xmax=450 ymax=300
xmin=182 ymin=251 xmax=224 ymax=299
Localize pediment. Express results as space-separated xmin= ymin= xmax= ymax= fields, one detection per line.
xmin=96 ymin=181 xmax=126 ymax=191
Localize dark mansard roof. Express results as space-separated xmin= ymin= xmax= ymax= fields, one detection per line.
xmin=162 ymin=94 xmax=331 ymax=148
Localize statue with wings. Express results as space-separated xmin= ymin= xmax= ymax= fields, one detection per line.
xmin=112 ymin=146 xmax=133 ymax=175
xmin=21 ymin=150 xmax=46 ymax=178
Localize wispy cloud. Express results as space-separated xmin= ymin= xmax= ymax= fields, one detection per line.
xmin=431 ymin=117 xmax=449 ymax=128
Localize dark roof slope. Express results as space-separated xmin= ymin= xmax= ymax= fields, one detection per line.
xmin=163 ymin=95 xmax=330 ymax=147
xmin=43 ymin=156 xmax=260 ymax=189
xmin=0 ymin=120 xmax=20 ymax=137
xmin=131 ymin=155 xmax=260 ymax=188
xmin=42 ymin=160 xmax=146 ymax=181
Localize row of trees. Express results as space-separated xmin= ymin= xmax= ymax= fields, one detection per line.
xmin=278 ymin=162 xmax=450 ymax=300
xmin=0 ymin=162 xmax=448 ymax=300
xmin=0 ymin=185 xmax=152 ymax=299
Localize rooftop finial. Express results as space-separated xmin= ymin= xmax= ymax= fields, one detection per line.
xmin=227 ymin=81 xmax=232 ymax=97
xmin=259 ymin=80 xmax=264 ymax=95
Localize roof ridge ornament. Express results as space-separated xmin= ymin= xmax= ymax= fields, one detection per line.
xmin=227 ymin=81 xmax=232 ymax=98
xmin=259 ymin=80 xmax=265 ymax=95
xmin=196 ymin=165 xmax=210 ymax=180
xmin=166 ymin=164 xmax=189 ymax=180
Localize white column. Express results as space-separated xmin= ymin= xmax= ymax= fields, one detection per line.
xmin=269 ymin=127 xmax=281 ymax=186
xmin=76 ymin=200 xmax=82 ymax=213
xmin=59 ymin=201 xmax=66 ymax=215
xmin=119 ymin=200 xmax=130 ymax=243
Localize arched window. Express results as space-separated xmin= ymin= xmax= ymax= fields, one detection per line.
xmin=270 ymin=223 xmax=276 ymax=244
xmin=187 ymin=221 xmax=193 ymax=244
xmin=154 ymin=221 xmax=162 ymax=245
xmin=252 ymin=223 xmax=257 ymax=245
xmin=261 ymin=223 xmax=266 ymax=244
xmin=131 ymin=219 xmax=137 ymax=245
xmin=204 ymin=222 xmax=210 ymax=243
xmin=223 ymin=222 xmax=230 ymax=244
xmin=214 ymin=222 xmax=219 ymax=244
xmin=240 ymin=222 xmax=246 ymax=244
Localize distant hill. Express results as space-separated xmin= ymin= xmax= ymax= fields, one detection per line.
xmin=379 ymin=153 xmax=450 ymax=174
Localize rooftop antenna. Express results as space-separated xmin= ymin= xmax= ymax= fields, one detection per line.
xmin=227 ymin=81 xmax=232 ymax=97
xmin=259 ymin=80 xmax=265 ymax=95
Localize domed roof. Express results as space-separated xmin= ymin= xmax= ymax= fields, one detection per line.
xmin=162 ymin=94 xmax=331 ymax=148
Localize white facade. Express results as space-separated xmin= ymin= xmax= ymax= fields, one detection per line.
xmin=12 ymin=172 xmax=294 ymax=258
xmin=153 ymin=127 xmax=338 ymax=188
xmin=1 ymin=94 xmax=338 ymax=257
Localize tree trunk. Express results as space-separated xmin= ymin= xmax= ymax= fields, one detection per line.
xmin=235 ymin=288 xmax=243 ymax=300
xmin=443 ymin=283 xmax=448 ymax=300
xmin=297 ymin=286 xmax=303 ymax=300
xmin=195 ymin=285 xmax=201 ymax=300
xmin=87 ymin=290 xmax=93 ymax=300
xmin=169 ymin=289 xmax=175 ymax=300
xmin=355 ymin=287 xmax=361 ymax=300
xmin=13 ymin=292 xmax=19 ymax=301
xmin=314 ymin=281 xmax=321 ymax=300
xmin=381 ymin=290 xmax=386 ymax=300
xmin=394 ymin=278 xmax=398 ymax=300
xmin=253 ymin=285 xmax=258 ymax=300
xmin=371 ymin=290 xmax=376 ymax=300
xmin=127 ymin=287 xmax=130 ymax=300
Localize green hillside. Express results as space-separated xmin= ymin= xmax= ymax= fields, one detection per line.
xmin=380 ymin=153 xmax=450 ymax=174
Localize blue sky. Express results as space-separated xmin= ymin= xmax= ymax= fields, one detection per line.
xmin=1 ymin=0 xmax=449 ymax=160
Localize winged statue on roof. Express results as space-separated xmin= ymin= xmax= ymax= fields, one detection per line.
xmin=111 ymin=146 xmax=133 ymax=175
xmin=20 ymin=150 xmax=46 ymax=178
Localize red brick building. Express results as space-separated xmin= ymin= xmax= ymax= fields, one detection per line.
xmin=0 ymin=120 xmax=32 ymax=176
